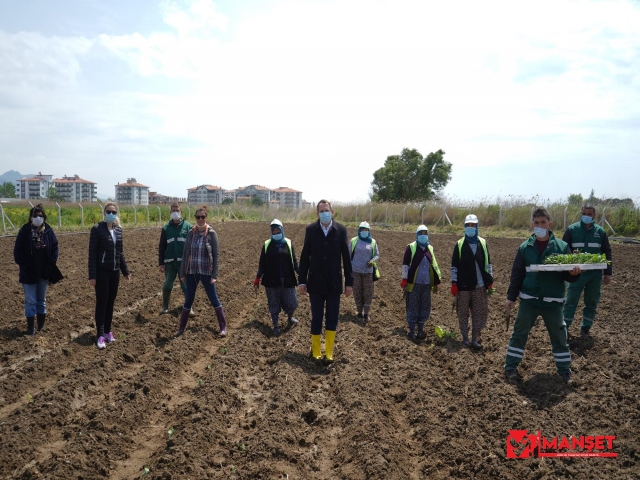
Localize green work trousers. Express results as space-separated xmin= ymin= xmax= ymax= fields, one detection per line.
xmin=505 ymin=300 xmax=571 ymax=375
xmin=563 ymin=270 xmax=602 ymax=328
xmin=162 ymin=261 xmax=186 ymax=293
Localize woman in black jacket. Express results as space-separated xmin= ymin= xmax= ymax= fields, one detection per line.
xmin=13 ymin=204 xmax=62 ymax=335
xmin=253 ymin=219 xmax=299 ymax=336
xmin=88 ymin=202 xmax=131 ymax=349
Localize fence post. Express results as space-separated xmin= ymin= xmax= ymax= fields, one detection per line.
xmin=385 ymin=205 xmax=389 ymax=224
xmin=79 ymin=203 xmax=84 ymax=227
xmin=245 ymin=207 xmax=248 ymax=220
xmin=145 ymin=206 xmax=149 ymax=225
xmin=157 ymin=206 xmax=161 ymax=225
xmin=370 ymin=206 xmax=373 ymax=224
xmin=216 ymin=206 xmax=219 ymax=219
xmin=600 ymin=207 xmax=617 ymax=235
xmin=98 ymin=203 xmax=104 ymax=221
xmin=263 ymin=208 xmax=266 ymax=221
xmin=187 ymin=206 xmax=191 ymax=221
xmin=132 ymin=205 xmax=137 ymax=225
xmin=355 ymin=206 xmax=359 ymax=224
xmin=402 ymin=206 xmax=407 ymax=225
xmin=563 ymin=206 xmax=568 ymax=230
xmin=530 ymin=206 xmax=535 ymax=224
xmin=56 ymin=202 xmax=61 ymax=229
xmin=499 ymin=205 xmax=502 ymax=227
xmin=0 ymin=204 xmax=5 ymax=235
xmin=29 ymin=201 xmax=34 ymax=208
xmin=421 ymin=206 xmax=425 ymax=224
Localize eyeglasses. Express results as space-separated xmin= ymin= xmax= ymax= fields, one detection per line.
xmin=195 ymin=215 xmax=207 ymax=220
xmin=105 ymin=210 xmax=117 ymax=215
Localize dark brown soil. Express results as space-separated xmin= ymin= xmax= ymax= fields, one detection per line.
xmin=0 ymin=223 xmax=638 ymax=479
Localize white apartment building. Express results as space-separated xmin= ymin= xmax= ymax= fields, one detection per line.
xmin=115 ymin=178 xmax=149 ymax=205
xmin=187 ymin=185 xmax=224 ymax=204
xmin=53 ymin=175 xmax=97 ymax=202
xmin=234 ymin=185 xmax=272 ymax=203
xmin=15 ymin=173 xmax=53 ymax=200
xmin=272 ymin=187 xmax=303 ymax=209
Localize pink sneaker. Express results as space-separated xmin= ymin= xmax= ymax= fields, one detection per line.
xmin=96 ymin=336 xmax=107 ymax=350
xmin=105 ymin=332 xmax=116 ymax=344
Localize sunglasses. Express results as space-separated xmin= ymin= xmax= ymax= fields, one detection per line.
xmin=33 ymin=214 xmax=44 ymax=218
xmin=195 ymin=215 xmax=207 ymax=220
xmin=105 ymin=210 xmax=117 ymax=215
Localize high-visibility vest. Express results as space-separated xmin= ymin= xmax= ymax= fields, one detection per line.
xmin=407 ymin=241 xmax=441 ymax=291
xmin=456 ymin=237 xmax=490 ymax=273
xmin=350 ymin=237 xmax=380 ymax=279
xmin=264 ymin=238 xmax=293 ymax=265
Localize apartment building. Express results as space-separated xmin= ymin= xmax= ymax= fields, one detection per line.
xmin=234 ymin=185 xmax=272 ymax=203
xmin=149 ymin=192 xmax=187 ymax=204
xmin=53 ymin=175 xmax=97 ymax=202
xmin=115 ymin=178 xmax=149 ymax=205
xmin=272 ymin=187 xmax=303 ymax=209
xmin=187 ymin=185 xmax=224 ymax=204
xmin=15 ymin=173 xmax=52 ymax=200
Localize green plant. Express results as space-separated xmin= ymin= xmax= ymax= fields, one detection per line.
xmin=142 ymin=466 xmax=150 ymax=476
xmin=221 ymin=347 xmax=227 ymax=355
xmin=198 ymin=379 xmax=204 ymax=386
xmin=543 ymin=253 xmax=609 ymax=265
xmin=167 ymin=427 xmax=174 ymax=437
xmin=435 ymin=326 xmax=456 ymax=340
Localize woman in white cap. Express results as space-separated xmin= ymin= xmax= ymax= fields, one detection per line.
xmin=349 ymin=221 xmax=380 ymax=323
xmin=400 ymin=225 xmax=441 ymax=340
xmin=253 ymin=219 xmax=299 ymax=336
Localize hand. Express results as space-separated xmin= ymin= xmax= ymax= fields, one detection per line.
xmin=345 ymin=286 xmax=353 ymax=298
xmin=450 ymin=284 xmax=458 ymax=297
xmin=569 ymin=266 xmax=581 ymax=276
xmin=603 ymin=275 xmax=612 ymax=285
xmin=505 ymin=299 xmax=515 ymax=310
xmin=126 ymin=274 xmax=132 ymax=281
xmin=180 ymin=277 xmax=186 ymax=283
xmin=89 ymin=279 xmax=96 ymax=286
xmin=400 ymin=279 xmax=408 ymax=289
xmin=253 ymin=277 xmax=260 ymax=286
xmin=159 ymin=265 xmax=165 ymax=273
xmin=298 ymin=285 xmax=307 ymax=295
xmin=210 ymin=277 xmax=217 ymax=284
xmin=366 ymin=260 xmax=373 ymax=267
xmin=487 ymin=284 xmax=496 ymax=296
xmin=433 ymin=285 xmax=438 ymax=294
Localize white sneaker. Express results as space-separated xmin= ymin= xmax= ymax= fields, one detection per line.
xmin=96 ymin=336 xmax=107 ymax=350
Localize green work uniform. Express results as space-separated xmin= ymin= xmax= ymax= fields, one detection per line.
xmin=160 ymin=219 xmax=192 ymax=293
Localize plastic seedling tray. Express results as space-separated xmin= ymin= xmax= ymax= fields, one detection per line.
xmin=529 ymin=263 xmax=608 ymax=272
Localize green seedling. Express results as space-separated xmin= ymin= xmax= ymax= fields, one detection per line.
xmin=142 ymin=466 xmax=150 ymax=476
xmin=27 ymin=393 xmax=33 ymax=403
xmin=543 ymin=253 xmax=609 ymax=265
xmin=167 ymin=427 xmax=174 ymax=437
xmin=240 ymin=443 xmax=246 ymax=451
xmin=207 ymin=365 xmax=211 ymax=370
xmin=198 ymin=379 xmax=204 ymax=386
xmin=221 ymin=347 xmax=227 ymax=355
xmin=231 ymin=466 xmax=236 ymax=473
xmin=119 ymin=333 xmax=126 ymax=339
xmin=435 ymin=326 xmax=457 ymax=340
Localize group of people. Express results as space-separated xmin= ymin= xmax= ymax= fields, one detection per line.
xmin=13 ymin=201 xmax=612 ymax=382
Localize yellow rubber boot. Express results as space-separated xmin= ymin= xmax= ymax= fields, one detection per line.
xmin=310 ymin=334 xmax=322 ymax=360
xmin=324 ymin=330 xmax=336 ymax=363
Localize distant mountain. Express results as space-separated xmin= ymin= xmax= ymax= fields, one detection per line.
xmin=0 ymin=170 xmax=36 ymax=183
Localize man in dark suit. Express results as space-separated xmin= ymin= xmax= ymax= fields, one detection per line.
xmin=299 ymin=199 xmax=353 ymax=363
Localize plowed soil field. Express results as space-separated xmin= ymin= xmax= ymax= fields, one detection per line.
xmin=1 ymin=222 xmax=638 ymax=479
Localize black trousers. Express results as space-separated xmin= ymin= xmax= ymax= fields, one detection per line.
xmin=94 ymin=269 xmax=120 ymax=337
xmin=309 ymin=293 xmax=340 ymax=335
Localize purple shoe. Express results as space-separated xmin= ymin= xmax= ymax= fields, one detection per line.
xmin=96 ymin=336 xmax=107 ymax=350
xmin=105 ymin=332 xmax=116 ymax=344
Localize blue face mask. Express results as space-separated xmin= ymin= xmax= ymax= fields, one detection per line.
xmin=359 ymin=231 xmax=370 ymax=239
xmin=581 ymin=215 xmax=594 ymax=224
xmin=417 ymin=234 xmax=429 ymax=245
xmin=105 ymin=213 xmax=117 ymax=223
xmin=319 ymin=211 xmax=331 ymax=224
xmin=534 ymin=227 xmax=547 ymax=238
xmin=464 ymin=226 xmax=477 ymax=237
xmin=271 ymin=233 xmax=283 ymax=241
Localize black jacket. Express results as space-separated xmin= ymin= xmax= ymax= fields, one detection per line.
xmin=14 ymin=222 xmax=60 ymax=284
xmin=451 ymin=238 xmax=493 ymax=291
xmin=88 ymin=222 xmax=130 ymax=280
xmin=298 ymin=220 xmax=353 ymax=295
xmin=257 ymin=239 xmax=299 ymax=288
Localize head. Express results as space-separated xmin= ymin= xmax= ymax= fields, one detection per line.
xmin=532 ymin=207 xmax=551 ymax=239
xmin=464 ymin=214 xmax=479 ymax=236
xmin=104 ymin=202 xmax=119 ymax=225
xmin=270 ymin=219 xmax=284 ymax=240
xmin=170 ymin=202 xmax=182 ymax=222
xmin=581 ymin=203 xmax=596 ymax=227
xmin=195 ymin=205 xmax=208 ymax=227
xmin=29 ymin=203 xmax=46 ymax=227
xmin=358 ymin=221 xmax=370 ymax=239
xmin=416 ymin=224 xmax=429 ymax=245
xmin=317 ymin=199 xmax=333 ymax=225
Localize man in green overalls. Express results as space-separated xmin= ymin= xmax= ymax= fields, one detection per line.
xmin=158 ymin=203 xmax=192 ymax=314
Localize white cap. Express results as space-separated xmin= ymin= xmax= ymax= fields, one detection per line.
xmin=270 ymin=219 xmax=283 ymax=228
xmin=464 ymin=214 xmax=479 ymax=225
xmin=359 ymin=221 xmax=370 ymax=229
xmin=416 ymin=224 xmax=429 ymax=234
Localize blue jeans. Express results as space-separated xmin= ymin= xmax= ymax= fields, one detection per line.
xmin=183 ymin=274 xmax=221 ymax=310
xmin=23 ymin=279 xmax=48 ymax=317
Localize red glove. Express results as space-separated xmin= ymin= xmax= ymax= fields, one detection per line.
xmin=253 ymin=277 xmax=260 ymax=286
xmin=400 ymin=279 xmax=408 ymax=289
xmin=451 ymin=284 xmax=458 ymax=296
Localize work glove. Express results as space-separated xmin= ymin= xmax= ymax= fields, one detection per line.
xmin=253 ymin=277 xmax=260 ymax=286
xmin=400 ymin=279 xmax=408 ymax=289
xmin=487 ymin=284 xmax=495 ymax=296
xmin=451 ymin=284 xmax=458 ymax=297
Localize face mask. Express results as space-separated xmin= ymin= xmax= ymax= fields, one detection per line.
xmin=534 ymin=227 xmax=547 ymax=238
xmin=359 ymin=231 xmax=370 ymax=239
xmin=464 ymin=226 xmax=477 ymax=237
xmin=171 ymin=211 xmax=181 ymax=221
xmin=581 ymin=215 xmax=594 ymax=224
xmin=105 ymin=213 xmax=117 ymax=223
xmin=31 ymin=216 xmax=44 ymax=227
xmin=271 ymin=233 xmax=283 ymax=241
xmin=417 ymin=234 xmax=429 ymax=245
xmin=319 ymin=211 xmax=331 ymax=224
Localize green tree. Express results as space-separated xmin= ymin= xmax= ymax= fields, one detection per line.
xmin=370 ymin=148 xmax=452 ymax=202
xmin=250 ymin=197 xmax=264 ymax=207
xmin=0 ymin=181 xmax=16 ymax=198
xmin=567 ymin=193 xmax=583 ymax=206
xmin=221 ymin=197 xmax=233 ymax=205
xmin=46 ymin=186 xmax=65 ymax=201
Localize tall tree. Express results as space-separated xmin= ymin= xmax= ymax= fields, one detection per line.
xmin=46 ymin=186 xmax=65 ymax=202
xmin=370 ymin=148 xmax=452 ymax=202
xmin=0 ymin=181 xmax=16 ymax=198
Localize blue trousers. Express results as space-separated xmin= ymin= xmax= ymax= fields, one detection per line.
xmin=309 ymin=293 xmax=340 ymax=335
xmin=183 ymin=274 xmax=221 ymax=310
xmin=22 ymin=279 xmax=48 ymax=317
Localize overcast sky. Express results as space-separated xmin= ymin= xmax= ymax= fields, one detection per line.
xmin=0 ymin=0 xmax=638 ymax=204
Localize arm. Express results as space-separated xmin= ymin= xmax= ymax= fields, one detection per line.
xmin=371 ymin=241 xmax=379 ymax=263
xmin=256 ymin=243 xmax=266 ymax=278
xmin=50 ymin=231 xmax=59 ymax=263
xmin=88 ymin=226 xmax=98 ymax=280
xmin=450 ymin=244 xmax=459 ymax=283
xmin=506 ymin=249 xmax=526 ymax=302
xmin=562 ymin=228 xmax=573 ymax=250
xmin=601 ymin=231 xmax=612 ymax=277
xmin=118 ymin=228 xmax=130 ymax=276
xmin=180 ymin=231 xmax=191 ymax=279
xmin=291 ymin=243 xmax=299 ymax=275
xmin=158 ymin=228 xmax=167 ymax=267
xmin=210 ymin=230 xmax=220 ymax=279
xmin=298 ymin=227 xmax=311 ymax=286
xmin=13 ymin=226 xmax=27 ymax=265
xmin=341 ymin=227 xmax=353 ymax=288
xmin=561 ymin=244 xmax=580 ymax=283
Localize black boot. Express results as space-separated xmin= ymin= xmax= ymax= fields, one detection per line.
xmin=36 ymin=313 xmax=46 ymax=331
xmin=175 ymin=308 xmax=190 ymax=337
xmin=214 ymin=306 xmax=227 ymax=337
xmin=160 ymin=290 xmax=171 ymax=314
xmin=26 ymin=316 xmax=36 ymax=335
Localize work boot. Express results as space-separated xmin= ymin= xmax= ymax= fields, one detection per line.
xmin=26 ymin=316 xmax=36 ymax=335
xmin=214 ymin=306 xmax=227 ymax=337
xmin=561 ymin=372 xmax=573 ymax=384
xmin=160 ymin=290 xmax=171 ymax=314
xmin=287 ymin=315 xmax=298 ymax=326
xmin=310 ymin=334 xmax=322 ymax=360
xmin=323 ymin=330 xmax=336 ymax=364
xmin=363 ymin=314 xmax=370 ymax=325
xmin=36 ymin=313 xmax=46 ymax=331
xmin=580 ymin=326 xmax=591 ymax=337
xmin=175 ymin=308 xmax=190 ymax=337
xmin=471 ymin=336 xmax=483 ymax=350
xmin=505 ymin=369 xmax=521 ymax=383
xmin=416 ymin=323 xmax=426 ymax=340
xmin=271 ymin=312 xmax=280 ymax=336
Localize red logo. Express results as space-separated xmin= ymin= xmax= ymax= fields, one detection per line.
xmin=506 ymin=430 xmax=617 ymax=458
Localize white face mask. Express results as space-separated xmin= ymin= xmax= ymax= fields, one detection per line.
xmin=534 ymin=227 xmax=548 ymax=238
xmin=32 ymin=216 xmax=44 ymax=227
xmin=170 ymin=211 xmax=181 ymax=221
